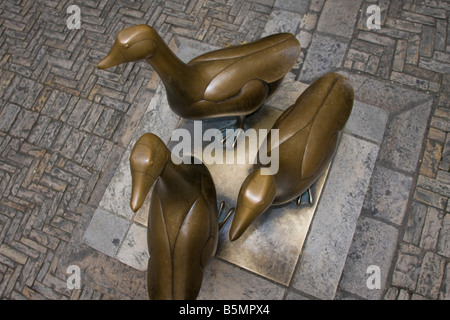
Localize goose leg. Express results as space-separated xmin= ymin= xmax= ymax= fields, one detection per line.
xmin=220 ymin=115 xmax=245 ymax=148
xmin=295 ymin=188 xmax=313 ymax=206
xmin=211 ymin=79 xmax=268 ymax=148
xmin=217 ymin=200 xmax=235 ymax=230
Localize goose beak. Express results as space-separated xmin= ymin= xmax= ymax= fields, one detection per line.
xmin=98 ymin=45 xmax=124 ymax=70
xmin=229 ymin=170 xmax=276 ymax=241
xmin=229 ymin=205 xmax=262 ymax=241
xmin=130 ymin=170 xmax=156 ymax=212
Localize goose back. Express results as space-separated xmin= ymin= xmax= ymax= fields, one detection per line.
xmin=260 ymin=73 xmax=354 ymax=204
xmin=189 ymin=34 xmax=300 ymax=102
xmin=146 ymin=163 xmax=218 ymax=300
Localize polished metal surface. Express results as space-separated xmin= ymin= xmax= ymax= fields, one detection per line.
xmin=129 ymin=133 xmax=218 ymax=300
xmin=98 ymin=24 xmax=301 ymax=130
xmin=229 ymin=73 xmax=355 ymax=241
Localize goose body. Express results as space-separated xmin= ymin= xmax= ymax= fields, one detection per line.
xmin=98 ymin=25 xmax=301 ymax=127
xmin=130 ymin=133 xmax=218 ymax=300
xmin=229 ymin=73 xmax=354 ymax=241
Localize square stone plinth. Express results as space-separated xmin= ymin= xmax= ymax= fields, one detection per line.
xmin=81 ymin=36 xmax=394 ymax=300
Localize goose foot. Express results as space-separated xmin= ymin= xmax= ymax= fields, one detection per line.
xmin=220 ymin=116 xmax=246 ymax=148
xmin=295 ymin=188 xmax=313 ymax=206
xmin=218 ymin=200 xmax=235 ymax=230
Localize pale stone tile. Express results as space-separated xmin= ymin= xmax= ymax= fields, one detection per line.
xmin=340 ymin=216 xmax=399 ymax=300
xmin=83 ymin=208 xmax=130 ymax=257
xmin=291 ymin=134 xmax=379 ymax=299
xmin=198 ymin=258 xmax=285 ymax=300
xmin=317 ymin=0 xmax=363 ymax=38
xmin=344 ymin=101 xmax=389 ymax=144
xmin=363 ymin=165 xmax=413 ymax=226
xmin=334 ymin=289 xmax=360 ymax=300
xmin=262 ymin=10 xmax=303 ymax=37
xmin=274 ymin=0 xmax=310 ymax=14
xmin=339 ymin=71 xmax=431 ymax=114
xmin=378 ymin=100 xmax=433 ymax=174
xmin=116 ymin=223 xmax=149 ymax=272
xmin=299 ymin=33 xmax=348 ymax=83
xmin=284 ymin=290 xmax=311 ymax=300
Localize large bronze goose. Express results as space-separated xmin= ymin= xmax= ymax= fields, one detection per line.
xmin=129 ymin=133 xmax=221 ymax=300
xmin=229 ymin=73 xmax=354 ymax=241
xmin=98 ymin=25 xmax=301 ymax=136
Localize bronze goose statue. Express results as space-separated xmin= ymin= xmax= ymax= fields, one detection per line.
xmin=130 ymin=133 xmax=231 ymax=300
xmin=229 ymin=73 xmax=354 ymax=241
xmin=98 ymin=25 xmax=301 ymax=140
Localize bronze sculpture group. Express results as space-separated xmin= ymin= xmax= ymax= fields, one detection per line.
xmin=98 ymin=25 xmax=354 ymax=300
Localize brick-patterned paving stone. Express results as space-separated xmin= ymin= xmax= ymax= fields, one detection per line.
xmin=346 ymin=0 xmax=448 ymax=93
xmin=0 ymin=0 xmax=281 ymax=300
xmin=354 ymin=0 xmax=450 ymax=301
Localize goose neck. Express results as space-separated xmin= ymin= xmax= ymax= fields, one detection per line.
xmin=158 ymin=157 xmax=191 ymax=193
xmin=145 ymin=36 xmax=189 ymax=86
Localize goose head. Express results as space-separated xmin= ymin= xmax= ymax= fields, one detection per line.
xmin=98 ymin=25 xmax=158 ymax=69
xmin=129 ymin=133 xmax=169 ymax=212
xmin=229 ymin=169 xmax=276 ymax=241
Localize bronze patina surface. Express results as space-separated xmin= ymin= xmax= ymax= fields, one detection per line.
xmin=98 ymin=24 xmax=301 ymax=131
xmin=129 ymin=133 xmax=218 ymax=300
xmin=229 ymin=73 xmax=355 ymax=241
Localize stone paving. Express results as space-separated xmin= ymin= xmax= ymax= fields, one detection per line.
xmin=0 ymin=0 xmax=449 ymax=300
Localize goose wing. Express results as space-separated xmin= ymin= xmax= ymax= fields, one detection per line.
xmin=147 ymin=170 xmax=217 ymax=300
xmin=270 ymin=73 xmax=353 ymax=178
xmin=190 ymin=33 xmax=296 ymax=62
xmin=298 ymin=75 xmax=353 ymax=178
xmin=196 ymin=34 xmax=300 ymax=101
xmin=148 ymin=194 xmax=216 ymax=299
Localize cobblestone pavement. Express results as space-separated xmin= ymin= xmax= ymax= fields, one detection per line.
xmin=0 ymin=0 xmax=449 ymax=300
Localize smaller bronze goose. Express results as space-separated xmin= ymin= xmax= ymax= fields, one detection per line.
xmin=98 ymin=25 xmax=301 ymax=138
xmin=130 ymin=133 xmax=224 ymax=300
xmin=229 ymin=73 xmax=354 ymax=241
